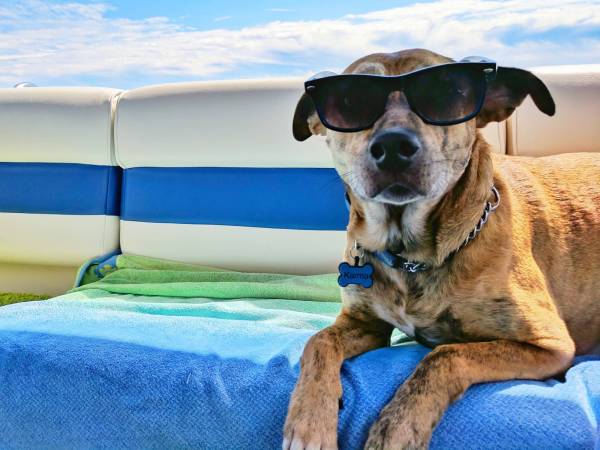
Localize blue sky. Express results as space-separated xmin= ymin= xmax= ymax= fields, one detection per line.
xmin=1 ymin=0 xmax=599 ymax=88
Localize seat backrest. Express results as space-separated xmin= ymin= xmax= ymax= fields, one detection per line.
xmin=115 ymin=78 xmax=506 ymax=274
xmin=5 ymin=66 xmax=594 ymax=282
xmin=115 ymin=79 xmax=349 ymax=274
xmin=0 ymin=87 xmax=122 ymax=268
xmin=509 ymin=65 xmax=600 ymax=156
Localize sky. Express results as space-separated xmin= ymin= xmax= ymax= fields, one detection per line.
xmin=1 ymin=0 xmax=599 ymax=88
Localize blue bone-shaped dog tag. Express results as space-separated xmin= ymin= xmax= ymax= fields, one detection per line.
xmin=338 ymin=259 xmax=374 ymax=288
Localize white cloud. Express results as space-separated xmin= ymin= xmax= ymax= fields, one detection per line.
xmin=0 ymin=0 xmax=599 ymax=87
xmin=214 ymin=16 xmax=232 ymax=22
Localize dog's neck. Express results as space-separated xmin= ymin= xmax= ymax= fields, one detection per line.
xmin=348 ymin=133 xmax=495 ymax=266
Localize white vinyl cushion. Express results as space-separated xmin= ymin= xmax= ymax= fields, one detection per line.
xmin=0 ymin=213 xmax=119 ymax=266
xmin=0 ymin=263 xmax=79 ymax=296
xmin=115 ymin=78 xmax=333 ymax=168
xmin=0 ymin=87 xmax=121 ymax=165
xmin=480 ymin=121 xmax=506 ymax=154
xmin=512 ymin=65 xmax=600 ymax=156
xmin=0 ymin=87 xmax=122 ymax=273
xmin=115 ymin=77 xmax=505 ymax=170
xmin=121 ymin=221 xmax=347 ymax=274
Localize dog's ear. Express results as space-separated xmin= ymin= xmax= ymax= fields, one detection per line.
xmin=292 ymin=93 xmax=326 ymax=141
xmin=476 ymin=67 xmax=555 ymax=128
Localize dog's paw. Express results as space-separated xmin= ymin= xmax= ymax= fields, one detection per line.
xmin=364 ymin=414 xmax=429 ymax=450
xmin=364 ymin=415 xmax=395 ymax=450
xmin=282 ymin=431 xmax=337 ymax=450
xmin=282 ymin=408 xmax=338 ymax=450
xmin=282 ymin=386 xmax=339 ymax=450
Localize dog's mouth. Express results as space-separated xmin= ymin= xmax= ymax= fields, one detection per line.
xmin=372 ymin=182 xmax=421 ymax=204
xmin=348 ymin=163 xmax=429 ymax=205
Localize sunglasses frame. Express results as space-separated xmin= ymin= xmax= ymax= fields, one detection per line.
xmin=304 ymin=57 xmax=497 ymax=132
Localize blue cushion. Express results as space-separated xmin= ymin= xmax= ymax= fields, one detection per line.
xmin=0 ymin=295 xmax=597 ymax=449
xmin=0 ymin=162 xmax=121 ymax=216
xmin=121 ymin=167 xmax=347 ymax=230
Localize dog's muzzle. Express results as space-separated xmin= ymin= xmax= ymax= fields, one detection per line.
xmin=368 ymin=127 xmax=421 ymax=172
xmin=363 ymin=127 xmax=424 ymax=202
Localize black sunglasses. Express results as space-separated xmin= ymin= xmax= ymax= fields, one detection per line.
xmin=304 ymin=57 xmax=497 ymax=132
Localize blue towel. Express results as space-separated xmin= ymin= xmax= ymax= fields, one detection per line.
xmin=0 ymin=290 xmax=598 ymax=449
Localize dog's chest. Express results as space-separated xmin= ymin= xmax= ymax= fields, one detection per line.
xmin=370 ymin=301 xmax=417 ymax=337
xmin=345 ymin=273 xmax=465 ymax=347
xmin=373 ymin=298 xmax=464 ymax=347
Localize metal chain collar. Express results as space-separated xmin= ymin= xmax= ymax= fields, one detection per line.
xmin=457 ymin=185 xmax=501 ymax=250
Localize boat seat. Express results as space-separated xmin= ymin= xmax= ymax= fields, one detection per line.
xmin=0 ymin=87 xmax=122 ymax=294
xmin=509 ymin=65 xmax=600 ymax=156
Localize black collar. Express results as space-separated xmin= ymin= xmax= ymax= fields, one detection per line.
xmin=345 ymin=186 xmax=500 ymax=273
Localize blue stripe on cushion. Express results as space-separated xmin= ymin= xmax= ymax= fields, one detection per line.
xmin=0 ymin=163 xmax=122 ymax=216
xmin=121 ymin=167 xmax=348 ymax=230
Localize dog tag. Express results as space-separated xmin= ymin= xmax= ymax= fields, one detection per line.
xmin=338 ymin=257 xmax=374 ymax=289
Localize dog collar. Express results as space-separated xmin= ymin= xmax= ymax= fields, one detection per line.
xmin=345 ymin=186 xmax=500 ymax=273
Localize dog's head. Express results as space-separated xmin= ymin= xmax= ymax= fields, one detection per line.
xmin=293 ymin=49 xmax=554 ymax=208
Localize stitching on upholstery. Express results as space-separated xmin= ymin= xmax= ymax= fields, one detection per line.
xmin=113 ymin=92 xmax=126 ymax=169
xmin=107 ymin=90 xmax=123 ymax=167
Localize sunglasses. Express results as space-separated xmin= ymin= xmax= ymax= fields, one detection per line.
xmin=304 ymin=57 xmax=497 ymax=132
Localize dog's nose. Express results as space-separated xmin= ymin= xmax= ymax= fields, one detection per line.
xmin=368 ymin=128 xmax=421 ymax=171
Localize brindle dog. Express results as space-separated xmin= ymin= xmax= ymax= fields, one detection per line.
xmin=283 ymin=49 xmax=600 ymax=449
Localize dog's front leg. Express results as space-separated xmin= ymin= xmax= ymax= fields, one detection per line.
xmin=284 ymin=311 xmax=392 ymax=450
xmin=365 ymin=338 xmax=575 ymax=450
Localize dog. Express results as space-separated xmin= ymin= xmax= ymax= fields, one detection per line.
xmin=283 ymin=48 xmax=600 ymax=449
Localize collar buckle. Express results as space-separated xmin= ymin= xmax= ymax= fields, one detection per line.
xmin=401 ymin=260 xmax=429 ymax=273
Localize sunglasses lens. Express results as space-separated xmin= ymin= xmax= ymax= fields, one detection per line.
xmin=310 ymin=77 xmax=388 ymax=131
xmin=407 ymin=65 xmax=485 ymax=124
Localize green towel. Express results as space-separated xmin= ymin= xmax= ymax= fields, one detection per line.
xmin=72 ymin=254 xmax=342 ymax=303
